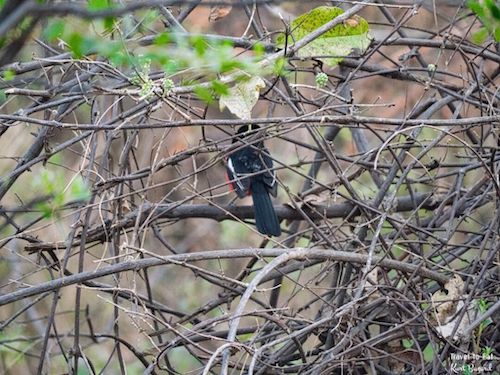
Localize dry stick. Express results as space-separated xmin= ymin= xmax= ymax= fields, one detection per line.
xmin=309 ymin=304 xmax=389 ymax=374
xmin=377 ymin=90 xmax=497 ymax=370
xmin=159 ymin=259 xmax=325 ymax=333
xmin=0 ymin=2 xmax=494 ymax=374
xmin=209 ymin=252 xmax=301 ymax=374
xmin=2 ymin=114 xmax=497 ymax=130
xmin=3 ymin=34 xmax=499 ymax=75
xmin=30 ymin=80 xmax=100 ymax=375
xmin=306 ymin=135 xmax=375 ymax=352
xmin=106 ymin=126 xmax=130 ymax=374
xmin=324 ymin=89 xmax=454 ymax=357
xmin=35 ymin=202 xmax=87 ymax=374
xmin=117 ymin=126 xmax=169 ymax=364
xmin=266 ymin=82 xmax=345 ymax=308
xmin=0 ymin=69 xmax=95 ymax=201
xmin=263 ymin=66 xmax=340 ymax=307
xmin=313 ymin=64 xmax=362 ymax=339
xmin=22 ymin=192 xmax=440 ymax=252
xmin=0 ymin=248 xmax=448 ymax=307
xmin=1 ymin=0 xmax=378 ymax=144
xmin=284 ymin=126 xmax=377 ymax=358
xmin=0 ymin=126 xmax=49 ymax=200
xmin=436 ymin=214 xmax=499 ymax=370
xmin=35 ymin=260 xmax=67 ymax=375
xmin=462 ymin=297 xmax=500 ymax=338
xmin=331 ymin=131 xmax=410 ymax=309
xmin=248 ymin=315 xmax=335 ymax=374
xmin=177 ymin=0 xmax=202 ymax=23
xmin=377 ymin=0 xmax=482 ymax=146
xmin=71 ymin=133 xmax=100 ymax=375
xmin=0 ymin=0 xmax=274 ymax=33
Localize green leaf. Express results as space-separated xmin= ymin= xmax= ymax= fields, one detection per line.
xmin=69 ymin=176 xmax=91 ymax=201
xmin=43 ymin=20 xmax=65 ymax=42
xmin=154 ymin=32 xmax=170 ymax=45
xmin=472 ymin=27 xmax=490 ymax=44
xmin=88 ymin=0 xmax=110 ymax=11
xmin=253 ymin=42 xmax=265 ymax=57
xmin=142 ymin=9 xmax=159 ymax=28
xmin=32 ymin=168 xmax=90 ymax=219
xmin=468 ymin=0 xmax=500 ymax=42
xmin=191 ymin=36 xmax=208 ymax=56
xmin=402 ymin=339 xmax=414 ymax=349
xmin=477 ymin=298 xmax=489 ymax=313
xmin=277 ymin=6 xmax=372 ymax=68
xmin=219 ymin=59 xmax=244 ymax=73
xmin=211 ymin=80 xmax=229 ymax=96
xmin=163 ymin=59 xmax=181 ymax=74
xmin=104 ymin=16 xmax=115 ymax=31
xmin=423 ymin=343 xmax=434 ymax=363
xmin=194 ymin=86 xmax=214 ymax=104
xmin=485 ymin=0 xmax=500 ymax=19
xmin=482 ymin=346 xmax=493 ymax=357
xmin=219 ymin=75 xmax=265 ymax=119
xmin=468 ymin=0 xmax=485 ymax=17
xmin=273 ymin=57 xmax=286 ymax=76
xmin=3 ymin=69 xmax=15 ymax=81
xmin=68 ymin=33 xmax=85 ymax=58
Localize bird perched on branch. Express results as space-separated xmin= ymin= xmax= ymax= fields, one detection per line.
xmin=226 ymin=125 xmax=281 ymax=236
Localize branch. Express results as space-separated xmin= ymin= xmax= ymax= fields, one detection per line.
xmin=0 ymin=247 xmax=448 ymax=306
xmin=1 ymin=114 xmax=498 ymax=130
xmin=23 ymin=193 xmax=442 ymax=252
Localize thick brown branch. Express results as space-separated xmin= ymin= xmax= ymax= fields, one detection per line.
xmin=23 ymin=193 xmax=442 ymax=252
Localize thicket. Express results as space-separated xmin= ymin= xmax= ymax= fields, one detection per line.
xmin=0 ymin=1 xmax=498 ymax=374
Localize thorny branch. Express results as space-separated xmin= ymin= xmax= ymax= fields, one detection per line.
xmin=0 ymin=1 xmax=498 ymax=374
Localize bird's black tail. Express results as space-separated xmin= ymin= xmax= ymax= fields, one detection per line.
xmin=251 ymin=181 xmax=281 ymax=236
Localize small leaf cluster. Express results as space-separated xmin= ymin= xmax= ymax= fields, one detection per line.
xmin=315 ymin=72 xmax=328 ymax=87
xmin=43 ymin=13 xmax=263 ymax=105
xmin=130 ymin=59 xmax=157 ymax=100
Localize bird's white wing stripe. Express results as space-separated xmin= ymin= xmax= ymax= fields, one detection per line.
xmin=228 ymin=157 xmax=245 ymax=191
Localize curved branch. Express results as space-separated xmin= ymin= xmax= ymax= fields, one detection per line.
xmin=0 ymin=247 xmax=448 ymax=307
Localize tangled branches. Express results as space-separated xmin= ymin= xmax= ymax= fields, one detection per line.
xmin=0 ymin=1 xmax=498 ymax=374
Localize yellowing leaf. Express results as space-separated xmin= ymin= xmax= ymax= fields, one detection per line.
xmin=209 ymin=4 xmax=233 ymax=22
xmin=430 ymin=275 xmax=471 ymax=340
xmin=277 ymin=6 xmax=372 ymax=67
xmin=219 ymin=76 xmax=265 ymax=119
xmin=431 ymin=274 xmax=464 ymax=324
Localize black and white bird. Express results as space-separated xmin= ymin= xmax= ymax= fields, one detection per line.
xmin=226 ymin=124 xmax=281 ymax=236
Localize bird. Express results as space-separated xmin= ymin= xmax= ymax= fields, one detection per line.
xmin=226 ymin=124 xmax=281 ymax=236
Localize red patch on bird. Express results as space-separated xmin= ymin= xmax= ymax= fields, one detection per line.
xmin=225 ymin=172 xmax=235 ymax=192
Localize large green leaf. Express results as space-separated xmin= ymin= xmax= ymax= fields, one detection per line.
xmin=277 ymin=6 xmax=372 ymax=67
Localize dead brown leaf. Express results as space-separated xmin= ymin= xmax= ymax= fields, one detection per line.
xmin=209 ymin=4 xmax=232 ymax=22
